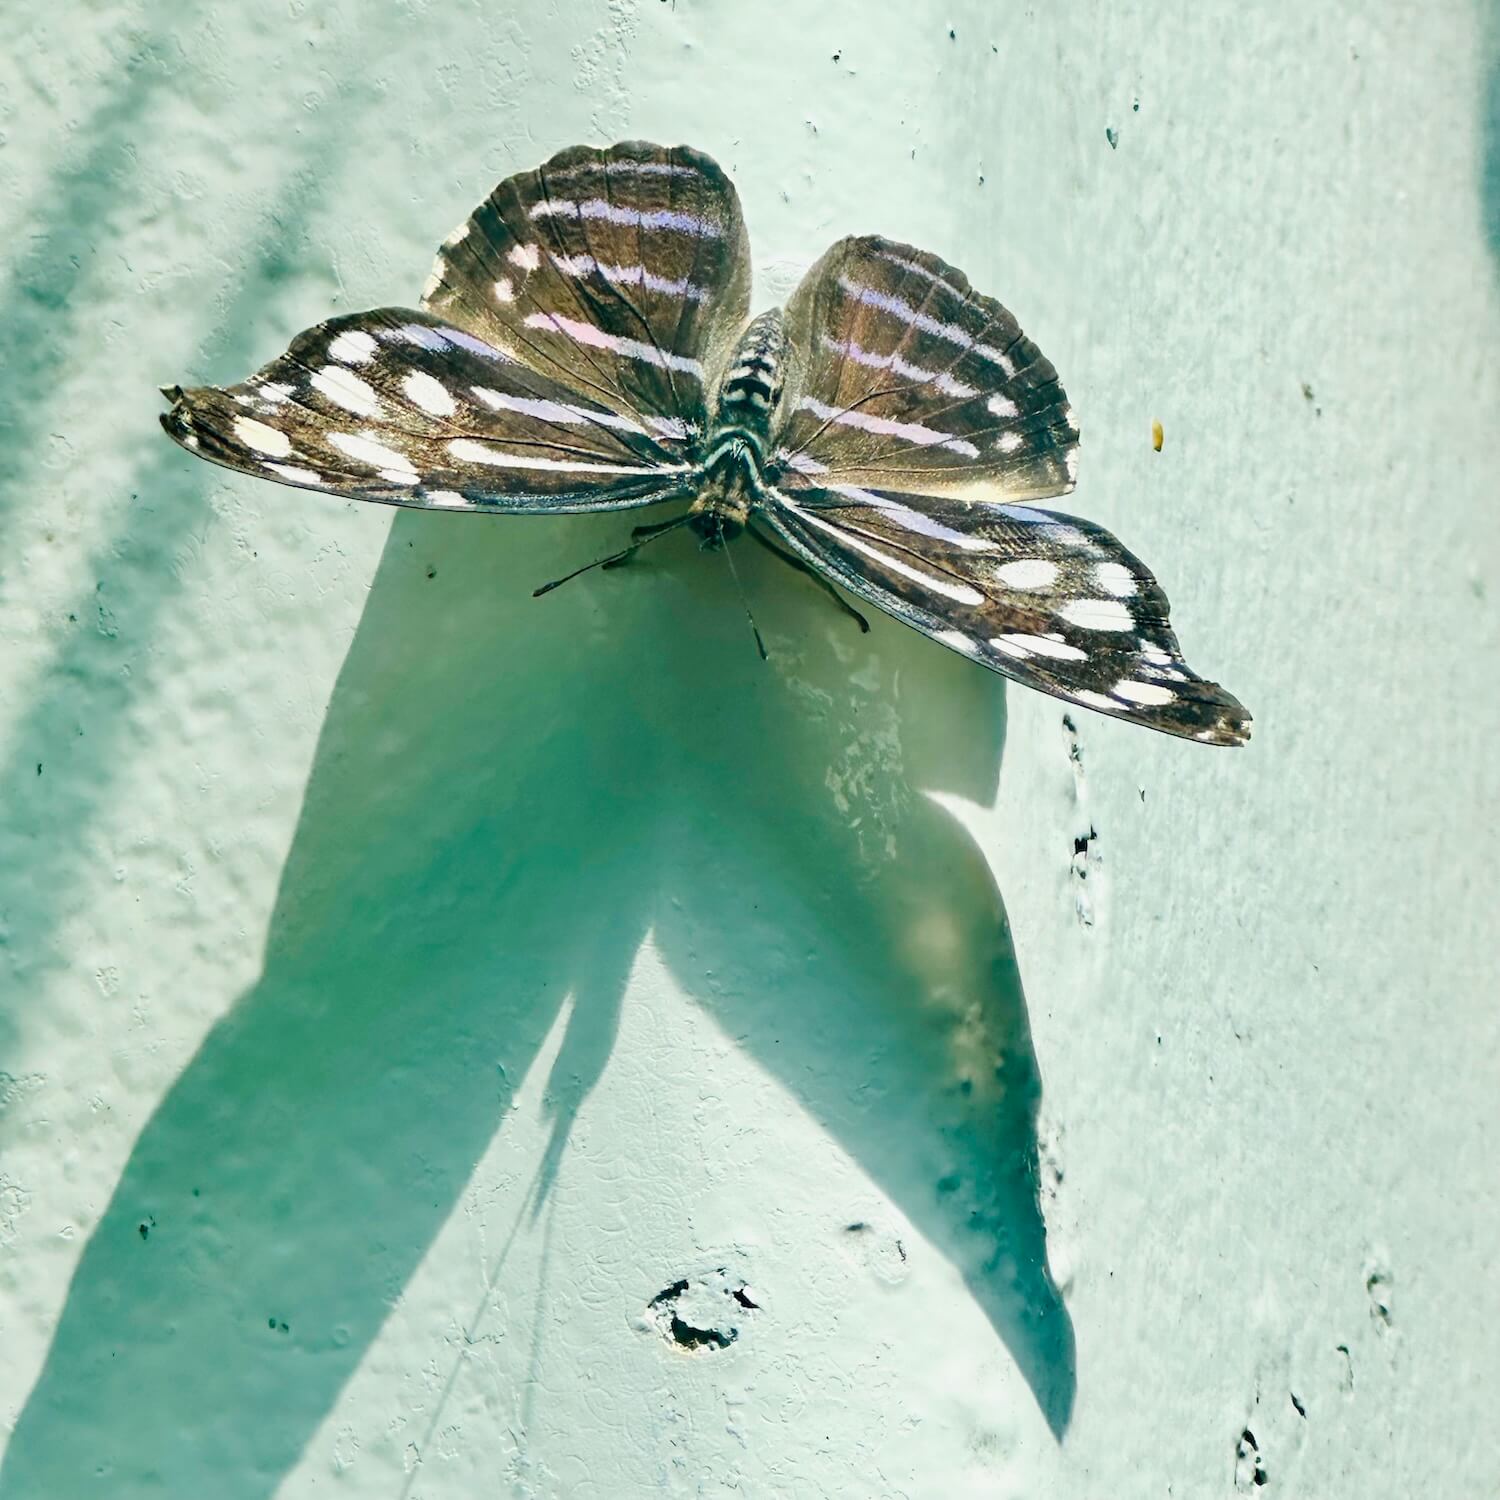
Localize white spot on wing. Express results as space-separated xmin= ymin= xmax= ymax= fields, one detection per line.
xmin=779 ymin=450 xmax=829 ymax=475
xmin=1060 ymin=597 xmax=1134 ymax=632
xmin=493 ymin=277 xmax=515 ymax=302
xmin=507 ymin=242 xmax=541 ymax=271
xmin=327 ymin=430 xmax=418 ymax=479
xmin=993 ymin=632 xmax=1088 ymax=661
xmin=1112 ymin=678 xmax=1176 ymax=706
xmin=1074 ymin=690 xmax=1117 ymax=711
xmin=551 ymin=252 xmax=709 ymax=302
xmin=425 ymin=490 xmax=468 ymax=507
xmin=818 ymin=335 xmax=978 ymax=398
xmin=522 ymin=312 xmax=703 ymax=375
xmin=381 ymin=323 xmax=510 ymax=360
xmin=263 ymin=461 xmax=320 ymax=484
xmin=818 ymin=484 xmax=994 ymax=550
xmin=797 ymin=396 xmax=979 ymax=458
xmin=987 ymin=394 xmax=1019 ymax=418
xmin=470 ymin=387 xmax=646 ymax=433
xmin=836 ymin=277 xmax=1013 ymax=372
xmin=995 ymin=559 xmax=1058 ymax=590
xmin=442 ymin=221 xmax=470 ymax=248
xmin=313 ymin=365 xmax=382 ymax=418
xmin=232 ymin=416 xmax=292 ymax=457
xmin=445 ymin=439 xmax=667 ymax=475
xmin=402 ymin=371 xmax=457 ymax=418
xmin=528 ymin=198 xmax=721 ymax=237
xmin=328 ymin=330 xmax=377 ymax=365
xmin=1094 ymin=561 xmax=1138 ymax=597
xmin=869 ymin=249 xmax=968 ymax=295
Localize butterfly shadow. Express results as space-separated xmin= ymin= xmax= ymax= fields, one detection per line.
xmin=2 ymin=506 xmax=1075 ymax=1495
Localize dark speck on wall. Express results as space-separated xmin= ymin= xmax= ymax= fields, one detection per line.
xmin=1106 ymin=127 xmax=1119 ymax=149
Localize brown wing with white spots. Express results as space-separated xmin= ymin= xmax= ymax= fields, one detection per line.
xmin=757 ymin=481 xmax=1250 ymax=745
xmin=775 ymin=236 xmax=1078 ymax=504
xmin=422 ymin=140 xmax=751 ymax=440
xmin=159 ymin=308 xmax=695 ymax=513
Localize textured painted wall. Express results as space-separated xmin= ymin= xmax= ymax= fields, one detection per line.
xmin=1 ymin=3 xmax=1496 ymax=1496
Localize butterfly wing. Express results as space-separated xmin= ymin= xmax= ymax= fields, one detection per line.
xmin=422 ymin=139 xmax=750 ymax=440
xmin=160 ymin=308 xmax=695 ymax=512
xmin=775 ymin=235 xmax=1077 ymax=503
xmin=757 ymin=481 xmax=1250 ymax=745
xmin=162 ymin=141 xmax=751 ymax=512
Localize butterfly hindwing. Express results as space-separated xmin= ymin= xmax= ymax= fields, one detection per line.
xmin=775 ymin=236 xmax=1079 ymax=504
xmin=422 ymin=140 xmax=751 ymax=439
xmin=159 ymin=308 xmax=696 ymax=513
xmin=758 ymin=480 xmax=1250 ymax=745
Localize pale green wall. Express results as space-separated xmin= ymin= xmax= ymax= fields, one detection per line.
xmin=1 ymin=3 xmax=1496 ymax=1496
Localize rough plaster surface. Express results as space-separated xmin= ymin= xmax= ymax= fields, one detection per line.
xmin=1 ymin=2 xmax=1497 ymax=1496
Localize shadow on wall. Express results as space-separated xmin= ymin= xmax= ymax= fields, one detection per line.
xmin=1484 ymin=8 xmax=1500 ymax=275
xmin=0 ymin=36 xmax=369 ymax=1071
xmin=4 ymin=503 xmax=1075 ymax=1495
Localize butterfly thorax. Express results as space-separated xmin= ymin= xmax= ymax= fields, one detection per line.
xmin=692 ymin=311 xmax=789 ymax=534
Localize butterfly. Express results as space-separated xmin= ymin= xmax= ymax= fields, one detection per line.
xmin=161 ymin=140 xmax=1250 ymax=745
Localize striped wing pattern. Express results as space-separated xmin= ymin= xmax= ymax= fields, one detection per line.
xmin=765 ymin=233 xmax=1247 ymax=745
xmin=159 ymin=140 xmax=1250 ymax=744
xmin=777 ymin=236 xmax=1078 ymax=503
xmin=760 ymin=482 xmax=1250 ymax=744
xmin=422 ymin=140 xmax=750 ymax=438
xmin=160 ymin=140 xmax=749 ymax=511
xmin=160 ymin=308 xmax=693 ymax=513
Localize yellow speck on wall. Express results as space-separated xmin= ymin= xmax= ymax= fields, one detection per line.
xmin=1151 ymin=418 xmax=1164 ymax=452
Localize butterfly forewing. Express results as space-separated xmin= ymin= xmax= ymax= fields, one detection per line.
xmin=758 ymin=481 xmax=1250 ymax=745
xmin=422 ymin=140 xmax=751 ymax=439
xmin=159 ymin=308 xmax=695 ymax=512
xmin=775 ymin=236 xmax=1079 ymax=504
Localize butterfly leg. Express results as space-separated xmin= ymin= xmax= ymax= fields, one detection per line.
xmin=628 ymin=515 xmax=693 ymax=543
xmin=747 ymin=524 xmax=870 ymax=634
xmin=597 ymin=513 xmax=693 ymax=572
xmin=533 ymin=512 xmax=696 ymax=596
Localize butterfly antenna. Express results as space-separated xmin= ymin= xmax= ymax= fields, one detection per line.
xmin=721 ymin=526 xmax=768 ymax=661
xmin=532 ymin=513 xmax=693 ymax=598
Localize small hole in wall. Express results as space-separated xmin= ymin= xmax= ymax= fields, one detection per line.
xmin=641 ymin=1268 xmax=757 ymax=1355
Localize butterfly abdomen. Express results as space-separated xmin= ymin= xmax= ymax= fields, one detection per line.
xmin=709 ymin=311 xmax=788 ymax=449
xmin=692 ymin=311 xmax=791 ymax=525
